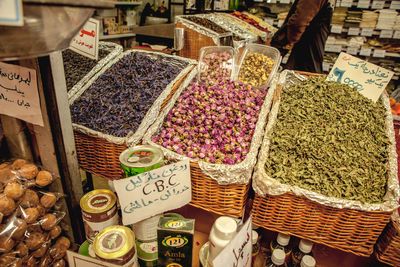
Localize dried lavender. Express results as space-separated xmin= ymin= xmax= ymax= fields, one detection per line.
xmin=62 ymin=49 xmax=111 ymax=91
xmin=71 ymin=52 xmax=187 ymax=137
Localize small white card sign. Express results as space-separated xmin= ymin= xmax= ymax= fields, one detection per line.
xmin=213 ymin=217 xmax=252 ymax=267
xmin=0 ymin=62 xmax=43 ymax=126
xmin=114 ymin=159 xmax=192 ymax=225
xmin=327 ymin=52 xmax=394 ymax=102
xmin=67 ymin=251 xmax=123 ymax=267
xmin=70 ymin=18 xmax=100 ymax=60
xmin=0 ymin=0 xmax=23 ymax=26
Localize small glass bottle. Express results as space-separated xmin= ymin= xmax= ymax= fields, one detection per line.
xmin=266 ymin=248 xmax=286 ymax=267
xmin=270 ymin=233 xmax=291 ymax=263
xmin=290 ymin=239 xmax=313 ymax=267
xmin=252 ymin=230 xmax=260 ymax=265
xmin=300 ymin=255 xmax=316 ymax=267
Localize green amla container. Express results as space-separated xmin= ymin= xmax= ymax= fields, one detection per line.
xmin=136 ymin=240 xmax=158 ymax=267
xmin=119 ymin=145 xmax=164 ymax=177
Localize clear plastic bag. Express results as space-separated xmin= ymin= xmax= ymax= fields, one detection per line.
xmin=198 ymin=46 xmax=237 ymax=83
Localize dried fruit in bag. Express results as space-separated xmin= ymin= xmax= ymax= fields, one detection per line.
xmin=10 ymin=160 xmax=26 ymax=171
xmin=53 ymin=258 xmax=66 ymax=267
xmin=39 ymin=214 xmax=57 ymax=231
xmin=35 ymin=171 xmax=53 ymax=187
xmin=4 ymin=182 xmax=24 ymax=200
xmin=32 ymin=241 xmax=50 ymax=258
xmin=49 ymin=226 xmax=62 ymax=240
xmin=0 ymin=194 xmax=16 ymax=216
xmin=16 ymin=242 xmax=28 ymax=257
xmin=25 ymin=231 xmax=46 ymax=250
xmin=18 ymin=164 xmax=38 ymax=180
xmin=0 ymin=235 xmax=15 ymax=253
xmin=22 ymin=208 xmax=40 ymax=224
xmin=19 ymin=190 xmax=39 ymax=209
xmin=10 ymin=218 xmax=27 ymax=240
xmin=40 ymin=193 xmax=57 ymax=209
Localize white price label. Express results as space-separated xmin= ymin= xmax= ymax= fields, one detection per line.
xmin=0 ymin=0 xmax=23 ymax=26
xmin=348 ymin=27 xmax=360 ymax=36
xmin=331 ymin=24 xmax=343 ymax=34
xmin=325 ymin=44 xmax=342 ymax=53
xmin=394 ymin=30 xmax=400 ymax=39
xmin=341 ymin=0 xmax=352 ymax=7
xmin=336 ymin=0 xmax=341 ymax=6
xmin=380 ymin=29 xmax=393 ymax=38
xmin=264 ymin=18 xmax=274 ymax=25
xmin=371 ymin=0 xmax=385 ymax=9
xmin=279 ymin=0 xmax=290 ymax=4
xmin=373 ymin=49 xmax=386 ymax=58
xmin=361 ymin=28 xmax=374 ymax=36
xmin=346 ymin=47 xmax=359 ymax=55
xmin=323 ymin=62 xmax=331 ymax=72
xmin=390 ymin=1 xmax=400 ymax=9
xmin=359 ymin=47 xmax=372 ymax=56
xmin=357 ymin=0 xmax=370 ymax=8
xmin=278 ymin=20 xmax=284 ymax=27
xmin=269 ymin=0 xmax=277 ymax=3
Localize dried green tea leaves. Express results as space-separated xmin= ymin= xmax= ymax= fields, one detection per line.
xmin=265 ymin=76 xmax=390 ymax=204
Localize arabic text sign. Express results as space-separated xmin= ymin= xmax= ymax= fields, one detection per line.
xmin=0 ymin=62 xmax=43 ymax=126
xmin=67 ymin=251 xmax=124 ymax=267
xmin=70 ymin=18 xmax=99 ymax=60
xmin=114 ymin=159 xmax=192 ymax=225
xmin=0 ymin=0 xmax=23 ymax=26
xmin=327 ymin=52 xmax=394 ymax=102
xmin=213 ymin=217 xmax=252 ymax=267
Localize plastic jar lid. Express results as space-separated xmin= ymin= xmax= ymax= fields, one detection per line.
xmin=252 ymin=230 xmax=258 ymax=245
xmin=277 ymin=233 xmax=290 ymax=246
xmin=213 ymin=216 xmax=237 ymax=240
xmin=301 ymin=255 xmax=316 ymax=267
xmin=299 ymin=239 xmax=313 ymax=254
xmin=271 ymin=249 xmax=285 ymax=266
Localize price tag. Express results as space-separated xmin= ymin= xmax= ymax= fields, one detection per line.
xmin=279 ymin=0 xmax=290 ymax=4
xmin=70 ymin=18 xmax=100 ymax=60
xmin=394 ymin=30 xmax=400 ymax=39
xmin=373 ymin=49 xmax=386 ymax=58
xmin=380 ymin=29 xmax=393 ymax=38
xmin=331 ymin=24 xmax=343 ymax=34
xmin=336 ymin=0 xmax=341 ymax=6
xmin=347 ymin=46 xmax=359 ymax=55
xmin=264 ymin=18 xmax=274 ymax=26
xmin=325 ymin=44 xmax=342 ymax=53
xmin=0 ymin=62 xmax=43 ymax=126
xmin=348 ymin=27 xmax=360 ymax=36
xmin=213 ymin=218 xmax=252 ymax=267
xmin=341 ymin=0 xmax=352 ymax=7
xmin=0 ymin=0 xmax=23 ymax=26
xmin=390 ymin=1 xmax=400 ymax=9
xmin=323 ymin=62 xmax=331 ymax=72
xmin=278 ymin=20 xmax=284 ymax=27
xmin=327 ymin=52 xmax=394 ymax=102
xmin=361 ymin=28 xmax=374 ymax=36
xmin=359 ymin=47 xmax=372 ymax=56
xmin=371 ymin=0 xmax=385 ymax=9
xmin=357 ymin=0 xmax=370 ymax=8
xmin=269 ymin=0 xmax=277 ymax=3
xmin=114 ymin=160 xmax=192 ymax=225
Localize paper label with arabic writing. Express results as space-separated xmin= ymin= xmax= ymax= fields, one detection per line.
xmin=327 ymin=52 xmax=393 ymax=102
xmin=70 ymin=18 xmax=99 ymax=60
xmin=113 ymin=159 xmax=192 ymax=225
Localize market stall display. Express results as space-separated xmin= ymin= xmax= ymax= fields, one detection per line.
xmin=252 ymin=70 xmax=399 ymax=257
xmin=63 ymin=42 xmax=122 ymax=98
xmin=69 ymin=50 xmax=196 ymax=180
xmin=144 ymin=55 xmax=279 ymax=216
xmin=198 ymin=46 xmax=237 ymax=82
xmin=0 ymin=159 xmax=70 ymax=266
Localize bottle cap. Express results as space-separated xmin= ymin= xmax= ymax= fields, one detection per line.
xmin=271 ymin=249 xmax=285 ymax=266
xmin=277 ymin=233 xmax=290 ymax=246
xmin=213 ymin=216 xmax=237 ymax=240
xmin=299 ymin=239 xmax=313 ymax=253
xmin=252 ymin=230 xmax=258 ymax=245
xmin=300 ymin=255 xmax=316 ymax=267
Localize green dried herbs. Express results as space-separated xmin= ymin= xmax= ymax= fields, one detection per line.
xmin=265 ymin=76 xmax=390 ymax=204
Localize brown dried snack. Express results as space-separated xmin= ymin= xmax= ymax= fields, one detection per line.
xmin=0 ymin=235 xmax=15 ymax=253
xmin=39 ymin=214 xmax=57 ymax=231
xmin=4 ymin=182 xmax=24 ymax=200
xmin=25 ymin=231 xmax=46 ymax=250
xmin=10 ymin=218 xmax=27 ymax=240
xmin=22 ymin=208 xmax=40 ymax=224
xmin=38 ymin=253 xmax=52 ymax=267
xmin=0 ymin=212 xmax=3 ymax=224
xmin=35 ymin=171 xmax=53 ymax=187
xmin=11 ymin=159 xmax=26 ymax=170
xmin=36 ymin=205 xmax=46 ymax=216
xmin=0 ymin=253 xmax=17 ymax=266
xmin=7 ymin=257 xmax=23 ymax=267
xmin=0 ymin=194 xmax=16 ymax=216
xmin=40 ymin=193 xmax=57 ymax=209
xmin=49 ymin=243 xmax=67 ymax=260
xmin=55 ymin=236 xmax=70 ymax=249
xmin=18 ymin=164 xmax=38 ymax=180
xmin=16 ymin=241 xmax=29 ymax=257
xmin=49 ymin=225 xmax=62 ymax=239
xmin=23 ymin=255 xmax=37 ymax=267
xmin=32 ymin=241 xmax=50 ymax=258
xmin=0 ymin=163 xmax=9 ymax=170
xmin=19 ymin=189 xmax=39 ymax=208
xmin=53 ymin=259 xmax=66 ymax=267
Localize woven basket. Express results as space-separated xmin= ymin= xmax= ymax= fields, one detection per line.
xmin=375 ymin=220 xmax=400 ymax=266
xmin=72 ymin=50 xmax=195 ymax=180
xmin=252 ymin=70 xmax=399 ymax=257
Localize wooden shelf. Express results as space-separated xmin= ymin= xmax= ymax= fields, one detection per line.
xmin=103 ymin=1 xmax=142 ymax=6
xmin=99 ymin=32 xmax=136 ymax=40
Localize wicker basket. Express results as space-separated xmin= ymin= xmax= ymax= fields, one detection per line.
xmin=71 ymin=50 xmax=196 ymax=180
xmin=375 ymin=220 xmax=400 ymax=266
xmin=251 ymin=70 xmax=399 ymax=257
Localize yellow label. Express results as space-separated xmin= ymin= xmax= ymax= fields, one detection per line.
xmin=166 ymin=264 xmax=182 ymax=267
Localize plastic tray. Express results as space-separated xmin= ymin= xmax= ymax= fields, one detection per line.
xmin=197 ymin=46 xmax=237 ymax=82
xmin=235 ymin=44 xmax=281 ymax=88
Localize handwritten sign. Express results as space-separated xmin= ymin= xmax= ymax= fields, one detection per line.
xmin=373 ymin=49 xmax=386 ymax=58
xmin=357 ymin=0 xmax=370 ymax=8
xmin=390 ymin=1 xmax=400 ymax=9
xmin=113 ymin=160 xmax=191 ymax=225
xmin=331 ymin=25 xmax=343 ymax=34
xmin=359 ymin=47 xmax=372 ymax=56
xmin=213 ymin=217 xmax=252 ymax=267
xmin=0 ymin=0 xmax=23 ymax=26
xmin=348 ymin=27 xmax=360 ymax=36
xmin=380 ymin=29 xmax=393 ymax=38
xmin=394 ymin=30 xmax=400 ymax=39
xmin=325 ymin=44 xmax=342 ymax=53
xmin=346 ymin=46 xmax=359 ymax=55
xmin=67 ymin=251 xmax=126 ymax=267
xmin=70 ymin=18 xmax=99 ymax=60
xmin=0 ymin=62 xmax=43 ymax=126
xmin=371 ymin=0 xmax=385 ymax=8
xmin=341 ymin=0 xmax=352 ymax=7
xmin=361 ymin=28 xmax=374 ymax=37
xmin=327 ymin=52 xmax=394 ymax=102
